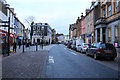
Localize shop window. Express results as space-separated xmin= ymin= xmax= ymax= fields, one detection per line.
xmin=108 ymin=28 xmax=111 ymax=42
xmin=115 ymin=25 xmax=119 ymax=41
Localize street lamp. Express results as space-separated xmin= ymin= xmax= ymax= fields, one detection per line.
xmin=41 ymin=26 xmax=44 ymax=49
xmin=23 ymin=28 xmax=25 ymax=53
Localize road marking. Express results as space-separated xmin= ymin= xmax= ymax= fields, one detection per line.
xmin=49 ymin=56 xmax=54 ymax=63
xmin=71 ymin=52 xmax=77 ymax=55
xmin=64 ymin=48 xmax=66 ymax=49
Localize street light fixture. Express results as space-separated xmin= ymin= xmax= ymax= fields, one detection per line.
xmin=41 ymin=26 xmax=44 ymax=49
xmin=23 ymin=28 xmax=25 ymax=53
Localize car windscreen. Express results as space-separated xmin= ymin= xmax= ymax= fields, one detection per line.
xmin=84 ymin=44 xmax=89 ymax=47
xmin=100 ymin=44 xmax=115 ymax=50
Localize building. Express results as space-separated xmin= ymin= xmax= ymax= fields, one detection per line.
xmin=52 ymin=29 xmax=56 ymax=43
xmin=95 ymin=0 xmax=120 ymax=48
xmin=81 ymin=13 xmax=86 ymax=43
xmin=86 ymin=6 xmax=94 ymax=43
xmin=0 ymin=0 xmax=26 ymax=46
xmin=0 ymin=0 xmax=8 ymax=39
xmin=69 ymin=24 xmax=72 ymax=39
xmin=71 ymin=23 xmax=77 ymax=39
xmin=24 ymin=28 xmax=31 ymax=44
xmin=76 ymin=17 xmax=81 ymax=39
xmin=14 ymin=16 xmax=25 ymax=45
xmin=31 ymin=22 xmax=52 ymax=45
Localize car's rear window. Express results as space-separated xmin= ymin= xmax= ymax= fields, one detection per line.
xmin=100 ymin=44 xmax=115 ymax=50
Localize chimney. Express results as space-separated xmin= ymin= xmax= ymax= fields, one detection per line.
xmin=81 ymin=13 xmax=84 ymax=18
xmin=91 ymin=1 xmax=95 ymax=6
xmin=86 ymin=9 xmax=90 ymax=15
xmin=5 ymin=4 xmax=10 ymax=8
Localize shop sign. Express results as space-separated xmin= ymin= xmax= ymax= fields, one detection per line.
xmin=10 ymin=34 xmax=13 ymax=38
xmin=86 ymin=34 xmax=91 ymax=37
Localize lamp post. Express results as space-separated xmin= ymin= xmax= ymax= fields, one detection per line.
xmin=41 ymin=26 xmax=44 ymax=49
xmin=23 ymin=28 xmax=25 ymax=53
xmin=7 ymin=17 xmax=10 ymax=56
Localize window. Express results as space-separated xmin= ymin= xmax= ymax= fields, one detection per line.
xmin=91 ymin=12 xmax=92 ymax=19
xmin=91 ymin=24 xmax=92 ymax=32
xmin=108 ymin=5 xmax=111 ymax=16
xmin=33 ymin=27 xmax=36 ymax=30
xmin=115 ymin=25 xmax=119 ymax=41
xmin=108 ymin=28 xmax=111 ymax=41
xmin=115 ymin=0 xmax=119 ymax=12
xmin=88 ymin=25 xmax=89 ymax=33
xmin=103 ymin=8 xmax=106 ymax=17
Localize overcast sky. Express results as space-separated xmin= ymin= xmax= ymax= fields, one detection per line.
xmin=6 ymin=0 xmax=93 ymax=35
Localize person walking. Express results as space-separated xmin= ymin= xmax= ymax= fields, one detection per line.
xmin=41 ymin=40 xmax=43 ymax=49
xmin=13 ymin=42 xmax=17 ymax=53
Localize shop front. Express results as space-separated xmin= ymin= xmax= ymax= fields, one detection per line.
xmin=81 ymin=34 xmax=85 ymax=43
xmin=86 ymin=34 xmax=91 ymax=44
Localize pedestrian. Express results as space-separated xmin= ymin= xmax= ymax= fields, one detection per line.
xmin=13 ymin=42 xmax=17 ymax=53
xmin=18 ymin=41 xmax=21 ymax=49
xmin=41 ymin=40 xmax=43 ymax=49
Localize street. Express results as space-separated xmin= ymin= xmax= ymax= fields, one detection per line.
xmin=2 ymin=44 xmax=119 ymax=79
xmin=46 ymin=44 xmax=119 ymax=78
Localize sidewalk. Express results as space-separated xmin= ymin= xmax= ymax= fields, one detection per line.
xmin=116 ymin=52 xmax=120 ymax=63
xmin=2 ymin=44 xmax=56 ymax=59
xmin=2 ymin=50 xmax=48 ymax=78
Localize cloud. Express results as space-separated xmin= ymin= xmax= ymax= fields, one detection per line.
xmin=6 ymin=0 xmax=93 ymax=35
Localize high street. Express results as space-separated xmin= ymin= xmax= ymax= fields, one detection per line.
xmin=46 ymin=44 xmax=119 ymax=78
xmin=2 ymin=44 xmax=119 ymax=79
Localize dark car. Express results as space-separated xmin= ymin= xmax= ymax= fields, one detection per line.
xmin=67 ymin=40 xmax=72 ymax=48
xmin=86 ymin=42 xmax=117 ymax=60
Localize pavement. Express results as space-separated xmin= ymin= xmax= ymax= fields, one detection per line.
xmin=2 ymin=44 xmax=55 ymax=58
xmin=2 ymin=44 xmax=55 ymax=79
xmin=2 ymin=51 xmax=48 ymax=78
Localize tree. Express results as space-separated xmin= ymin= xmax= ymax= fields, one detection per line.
xmin=24 ymin=16 xmax=36 ymax=45
xmin=24 ymin=16 xmax=36 ymax=25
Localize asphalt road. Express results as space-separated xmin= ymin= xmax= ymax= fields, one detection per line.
xmin=45 ymin=44 xmax=119 ymax=79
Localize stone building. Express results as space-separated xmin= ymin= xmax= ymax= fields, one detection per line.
xmin=95 ymin=0 xmax=120 ymax=49
xmin=31 ymin=22 xmax=52 ymax=45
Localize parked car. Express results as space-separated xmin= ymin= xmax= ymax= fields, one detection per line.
xmin=67 ymin=40 xmax=72 ymax=48
xmin=86 ymin=42 xmax=117 ymax=60
xmin=64 ymin=41 xmax=68 ymax=46
xmin=71 ymin=40 xmax=76 ymax=50
xmin=76 ymin=43 xmax=89 ymax=53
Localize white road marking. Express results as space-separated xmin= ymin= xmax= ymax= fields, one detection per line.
xmin=49 ymin=56 xmax=54 ymax=63
xmin=71 ymin=52 xmax=77 ymax=55
xmin=64 ymin=48 xmax=66 ymax=49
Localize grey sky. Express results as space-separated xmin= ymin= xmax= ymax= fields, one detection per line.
xmin=7 ymin=0 xmax=93 ymax=35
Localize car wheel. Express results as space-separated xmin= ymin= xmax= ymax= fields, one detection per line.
xmin=86 ymin=52 xmax=89 ymax=56
xmin=94 ymin=53 xmax=98 ymax=60
xmin=76 ymin=49 xmax=78 ymax=52
xmin=110 ymin=57 xmax=115 ymax=61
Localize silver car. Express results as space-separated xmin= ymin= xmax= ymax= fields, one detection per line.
xmin=76 ymin=43 xmax=89 ymax=53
